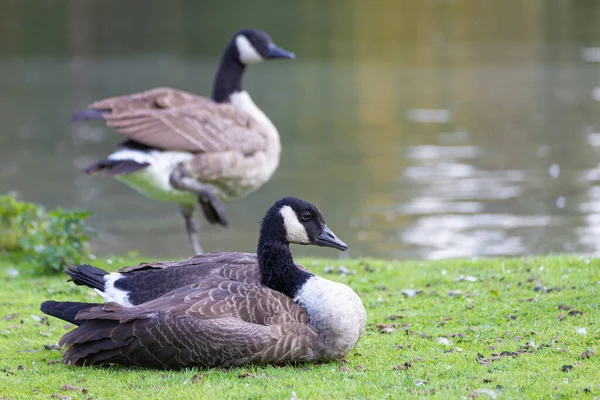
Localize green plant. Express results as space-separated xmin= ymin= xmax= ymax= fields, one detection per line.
xmin=0 ymin=194 xmax=94 ymax=273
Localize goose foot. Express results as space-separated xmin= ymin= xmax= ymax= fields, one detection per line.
xmin=170 ymin=169 xmax=228 ymax=227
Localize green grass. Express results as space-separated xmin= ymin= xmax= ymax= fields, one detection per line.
xmin=0 ymin=255 xmax=599 ymax=399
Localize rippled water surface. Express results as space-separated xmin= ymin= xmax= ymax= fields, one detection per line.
xmin=2 ymin=1 xmax=600 ymax=260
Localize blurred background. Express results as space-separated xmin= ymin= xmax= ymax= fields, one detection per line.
xmin=1 ymin=0 xmax=600 ymax=260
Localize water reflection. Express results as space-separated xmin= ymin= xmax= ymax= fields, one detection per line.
xmin=1 ymin=1 xmax=600 ymax=260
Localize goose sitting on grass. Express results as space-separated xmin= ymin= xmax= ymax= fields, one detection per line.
xmin=72 ymin=28 xmax=294 ymax=255
xmin=41 ymin=197 xmax=366 ymax=369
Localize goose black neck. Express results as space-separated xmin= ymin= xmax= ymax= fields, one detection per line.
xmin=212 ymin=46 xmax=245 ymax=103
xmin=257 ymin=238 xmax=313 ymax=299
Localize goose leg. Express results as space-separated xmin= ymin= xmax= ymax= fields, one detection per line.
xmin=178 ymin=204 xmax=202 ymax=255
xmin=170 ymin=168 xmax=229 ymax=227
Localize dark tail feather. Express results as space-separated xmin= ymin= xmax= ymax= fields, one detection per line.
xmin=83 ymin=159 xmax=149 ymax=176
xmin=64 ymin=264 xmax=109 ymax=291
xmin=40 ymin=301 xmax=101 ymax=326
xmin=70 ymin=108 xmax=108 ymax=122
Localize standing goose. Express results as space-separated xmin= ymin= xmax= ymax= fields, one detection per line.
xmin=41 ymin=197 xmax=366 ymax=369
xmin=72 ymin=29 xmax=294 ymax=255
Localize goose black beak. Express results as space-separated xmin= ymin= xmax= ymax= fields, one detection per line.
xmin=267 ymin=43 xmax=295 ymax=60
xmin=315 ymin=224 xmax=347 ymax=251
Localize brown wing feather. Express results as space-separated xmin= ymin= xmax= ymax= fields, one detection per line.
xmin=90 ymin=87 xmax=210 ymax=113
xmin=102 ymin=103 xmax=267 ymax=153
xmin=61 ymin=280 xmax=317 ymax=369
xmin=117 ymin=252 xmax=259 ymax=273
xmin=109 ymin=252 xmax=312 ymax=306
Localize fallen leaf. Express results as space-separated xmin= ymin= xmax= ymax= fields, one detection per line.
xmin=558 ymin=305 xmax=572 ymax=310
xmin=561 ymin=365 xmax=573 ymax=372
xmin=191 ymin=374 xmax=204 ymax=383
xmin=376 ymin=323 xmax=397 ymax=334
xmin=579 ymin=350 xmax=595 ymax=359
xmin=61 ymin=384 xmax=84 ymax=391
xmin=393 ymin=364 xmax=406 ymax=370
xmin=521 ymin=298 xmax=536 ymax=303
xmin=568 ymin=310 xmax=583 ymax=316
xmin=402 ymin=289 xmax=421 ymax=298
xmin=238 ymin=371 xmax=259 ymax=379
xmin=557 ymin=314 xmax=566 ymax=321
xmin=455 ymin=275 xmax=478 ymax=282
xmin=51 ymin=394 xmax=71 ymax=400
xmin=476 ymin=353 xmax=490 ymax=365
xmin=47 ymin=360 xmax=61 ymax=365
xmin=385 ymin=314 xmax=404 ymax=321
xmin=448 ymin=290 xmax=462 ymax=297
xmin=338 ymin=365 xmax=350 ymax=372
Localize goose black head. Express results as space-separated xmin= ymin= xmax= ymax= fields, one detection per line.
xmin=261 ymin=197 xmax=347 ymax=251
xmin=232 ymin=29 xmax=295 ymax=65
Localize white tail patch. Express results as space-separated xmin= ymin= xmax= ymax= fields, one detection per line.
xmin=108 ymin=148 xmax=155 ymax=164
xmin=236 ymin=35 xmax=263 ymax=64
xmin=279 ymin=205 xmax=309 ymax=244
xmin=95 ymin=273 xmax=133 ymax=307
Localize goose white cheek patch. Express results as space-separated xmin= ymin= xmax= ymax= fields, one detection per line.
xmin=236 ymin=35 xmax=263 ymax=64
xmin=279 ymin=205 xmax=310 ymax=244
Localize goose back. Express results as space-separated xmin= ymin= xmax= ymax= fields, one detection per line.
xmin=89 ymin=87 xmax=211 ymax=114
xmin=68 ymin=252 xmax=312 ymax=306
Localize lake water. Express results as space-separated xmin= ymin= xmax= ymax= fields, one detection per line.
xmin=2 ymin=0 xmax=600 ymax=260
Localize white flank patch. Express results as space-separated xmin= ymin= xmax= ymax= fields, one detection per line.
xmin=109 ymin=149 xmax=197 ymax=204
xmin=96 ymin=273 xmax=133 ymax=307
xmin=279 ymin=205 xmax=310 ymax=244
xmin=236 ymin=35 xmax=263 ymax=64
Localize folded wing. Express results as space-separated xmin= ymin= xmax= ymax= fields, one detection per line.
xmin=60 ymin=279 xmax=317 ymax=369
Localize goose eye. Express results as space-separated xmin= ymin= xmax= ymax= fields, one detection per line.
xmin=301 ymin=211 xmax=312 ymax=221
